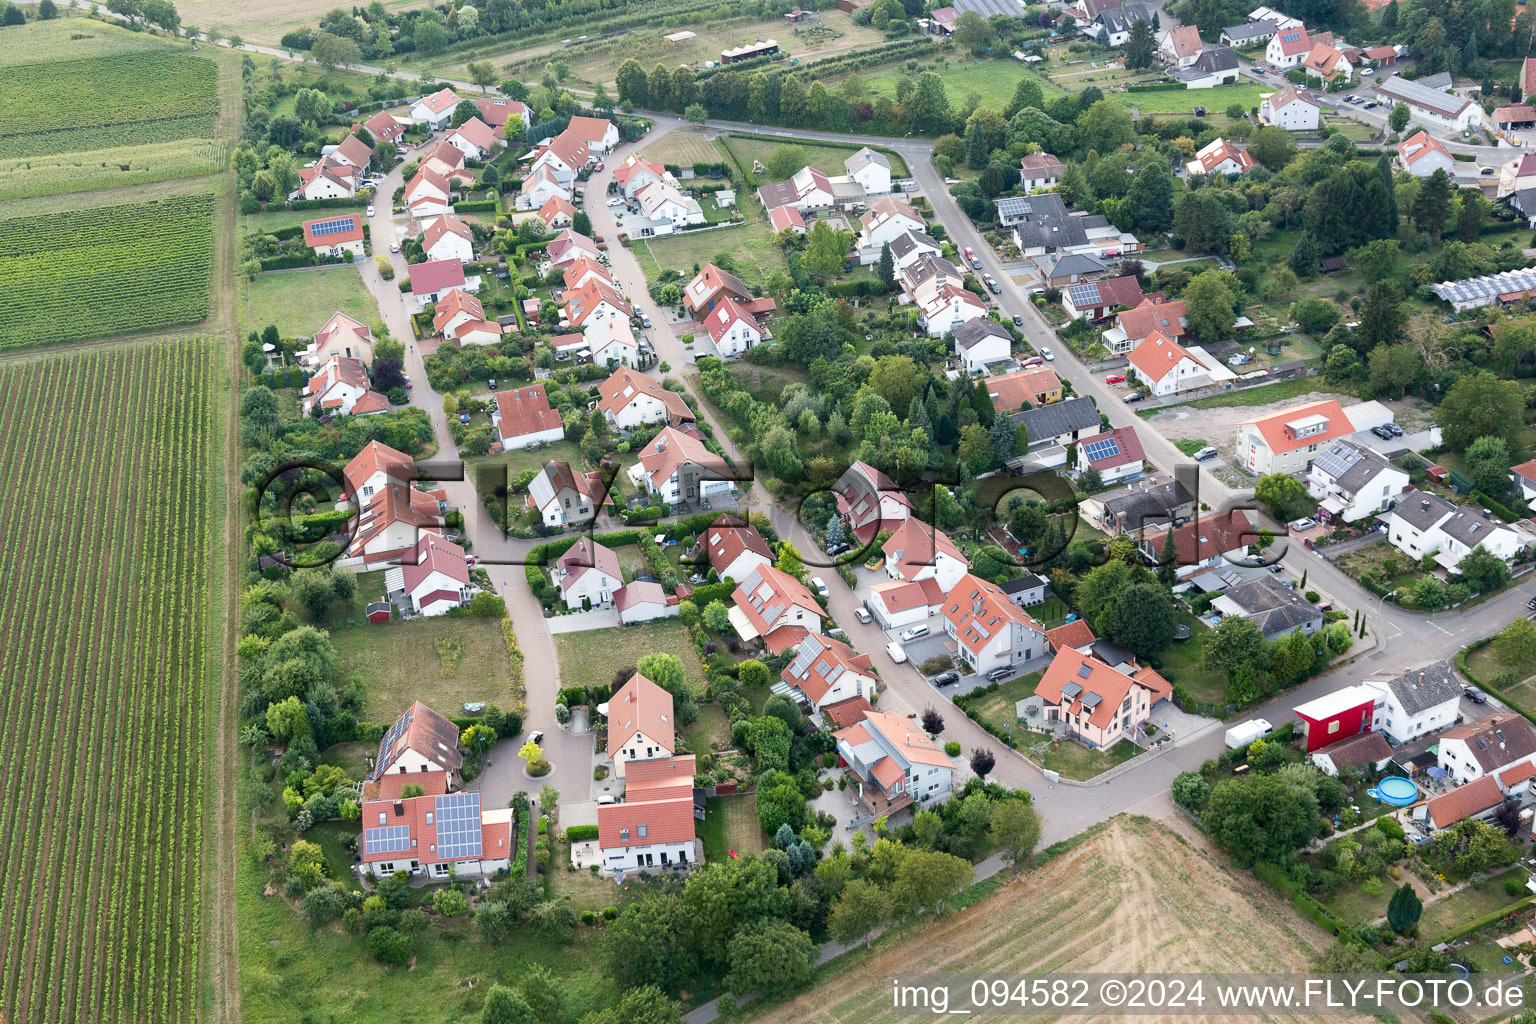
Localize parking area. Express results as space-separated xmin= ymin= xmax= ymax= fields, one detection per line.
xmin=1346 ymin=425 xmax=1442 ymax=457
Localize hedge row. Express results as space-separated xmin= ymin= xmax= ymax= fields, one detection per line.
xmin=456 ymin=200 xmax=498 ymax=213
xmin=565 ymin=824 xmax=599 ymax=842
xmin=1252 ymin=861 xmax=1372 ymax=948
xmin=1471 ymin=490 xmax=1520 ymax=523
xmin=1430 ymin=893 xmax=1534 ymax=945
xmin=287 ymin=195 xmax=370 ymax=211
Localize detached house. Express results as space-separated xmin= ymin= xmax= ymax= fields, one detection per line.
xmin=1019 ymin=151 xmax=1063 ymax=190
xmin=1306 ymin=438 xmax=1409 ymax=523
xmin=1386 ymin=489 xmax=1525 ymax=572
xmin=1235 ymin=399 xmax=1371 ymax=476
xmin=882 ymin=517 xmax=970 ymax=594
xmin=1210 ymin=575 xmax=1323 ymax=640
xmin=868 ymin=577 xmax=945 ymax=630
xmin=347 ymin=478 xmax=447 ymax=565
xmin=555 ymin=536 xmax=623 ymax=611
xmin=444 ymin=116 xmax=500 ymax=160
xmin=627 ymin=425 xmax=736 ymax=508
xmin=835 ymin=710 xmax=954 ymax=815
xmin=1101 ymin=298 xmax=1186 ymax=355
xmin=702 ymin=297 xmax=766 ymax=358
xmin=683 ymin=262 xmax=775 ymax=318
xmin=598 ymin=753 xmax=697 ymax=872
xmin=1301 ymin=41 xmax=1352 ymax=82
xmin=833 ymin=460 xmax=914 ymax=544
xmin=1061 ymin=274 xmax=1144 ymax=321
xmin=392 ymin=533 xmax=473 ymax=617
xmin=1075 ymin=426 xmax=1146 ymax=484
xmin=1265 ymin=25 xmax=1312 ymax=68
xmin=1186 ymin=137 xmax=1256 ymax=176
xmin=605 ymin=672 xmax=676 ymax=778
xmin=597 ymin=368 xmax=695 ymax=431
xmin=407 ymin=257 xmax=471 ymax=309
xmin=1437 ymin=714 xmax=1536 ymax=786
xmin=369 ymin=700 xmax=464 ymax=797
xmin=635 ymin=180 xmax=705 ymax=231
xmin=433 ymin=288 xmax=502 ymax=347
xmin=343 ymin=440 xmax=415 ymax=503
xmin=781 ymin=632 xmax=878 ymax=712
xmin=302 ymin=355 xmax=387 ymax=417
xmin=615 ymin=581 xmax=680 ymax=625
xmin=1171 ymin=45 xmax=1242 ymax=88
xmin=564 ymin=115 xmax=620 ymax=154
xmin=1260 ymin=85 xmax=1321 ymax=130
xmin=1010 ymin=396 xmax=1101 ymax=463
xmin=1363 ymin=660 xmax=1464 ymax=745
xmin=361 ymin=790 xmax=514 ymax=880
xmin=1158 ymin=24 xmax=1204 ymax=65
xmin=519 ymin=165 xmax=572 ymax=210
xmin=529 ymin=134 xmax=590 ymax=188
xmin=363 ymin=109 xmax=409 ymax=144
xmin=703 ymin=514 xmax=774 ymax=584
xmin=475 ymin=96 xmax=530 ymax=138
xmin=306 ymin=311 xmax=374 ymax=367
xmin=845 ymin=146 xmax=892 ymax=194
xmin=1035 ymin=645 xmax=1171 ymax=749
xmin=1396 ymin=130 xmax=1456 ymax=178
xmin=404 ymin=166 xmax=453 ymax=217
xmin=1138 ymin=510 xmax=1257 ymax=583
xmin=527 ymin=459 xmax=605 ymax=528
xmin=1511 ymin=459 xmax=1536 ymax=508
xmin=858 ymin=196 xmax=926 ymax=250
xmin=889 ymin=229 xmax=942 ymax=272
xmin=613 ymin=154 xmax=673 ymax=198
xmin=730 ymin=563 xmax=824 ymax=652
xmin=296 ymin=154 xmax=365 ymax=200
xmin=985 ymin=366 xmax=1062 ymax=411
xmin=411 ymin=86 xmax=463 ymax=129
xmin=492 ymin=384 xmax=565 ymax=450
xmin=942 ymin=573 xmax=1046 ymax=677
xmin=546 ymin=229 xmax=602 ymax=269
xmin=537 ymin=196 xmax=576 ymax=230
xmin=302 ymin=213 xmax=365 ymax=258
xmin=952 ymin=317 xmax=1012 ymax=373
xmin=1126 ymin=331 xmax=1232 ymax=397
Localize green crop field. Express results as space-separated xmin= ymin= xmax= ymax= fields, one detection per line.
xmin=0 ymin=17 xmax=179 ymax=65
xmin=0 ymin=138 xmax=229 ymax=201
xmin=0 ymin=339 xmax=218 ymax=1024
xmin=856 ymin=57 xmax=1063 ymax=111
xmin=0 ymin=192 xmax=215 ymax=348
xmin=0 ymin=51 xmax=218 ymax=160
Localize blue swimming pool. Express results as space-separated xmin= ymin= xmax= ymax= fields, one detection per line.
xmin=1368 ymin=776 xmax=1419 ymax=806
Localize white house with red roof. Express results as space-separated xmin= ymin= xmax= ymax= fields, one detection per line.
xmin=564 ymin=278 xmax=632 ymax=331
xmin=348 ymin=478 xmax=447 ymax=565
xmin=1511 ymin=459 xmax=1536 ymax=508
xmin=404 ymin=165 xmax=453 ymax=218
xmin=615 ymin=580 xmax=680 ymax=625
xmin=1034 ymin=646 xmax=1171 ymax=749
xmin=702 ymin=515 xmax=773 ymax=584
xmin=858 ymin=196 xmax=926 ymax=250
xmin=627 ymin=425 xmax=736 ymax=507
xmin=1234 ymin=399 xmax=1384 ymax=475
xmin=882 ymin=518 xmax=969 ymax=593
xmin=296 ymin=154 xmax=365 ymax=200
xmin=730 ymin=563 xmax=824 ymax=652
xmin=421 ymin=213 xmax=475 ymax=263
xmin=1186 ymin=137 xmax=1256 ymax=176
xmin=597 ymin=752 xmax=697 ymax=872
xmin=597 ymin=367 xmax=696 ymax=431
xmin=518 ymin=164 xmax=572 ymax=210
xmin=537 ymin=196 xmax=576 ymax=230
xmin=835 ymin=710 xmax=954 ymax=814
xmin=1396 ymin=130 xmax=1455 ymax=178
xmin=833 ymin=460 xmax=914 ymax=544
xmin=475 ymin=96 xmax=530 ymax=137
xmin=302 ymin=355 xmax=388 ymax=417
xmin=606 ymin=672 xmax=676 ymax=778
xmin=344 ymin=440 xmax=415 ymax=503
xmin=1126 ymin=331 xmax=1234 ymax=397
xmin=702 ymin=296 xmax=765 ymax=358
xmin=1075 ymin=425 xmax=1146 ymax=484
xmin=1266 ymin=25 xmax=1312 ymax=68
xmin=684 ymin=262 xmax=755 ymax=315
xmin=1158 ymin=24 xmax=1205 ymax=66
xmin=444 ymin=116 xmax=501 ymax=160
xmin=530 ymin=132 xmax=591 ymax=186
xmin=1019 ymin=151 xmax=1064 ymax=191
xmin=362 ymin=109 xmax=409 ymax=144
xmin=867 ymin=577 xmax=945 ymax=630
xmin=635 ymin=180 xmax=705 ymax=231
xmin=555 ymin=536 xmax=623 ymax=610
xmin=1101 ymin=298 xmax=1187 ymax=355
xmin=1259 ymin=86 xmax=1321 ymax=130
xmin=370 ymin=699 xmax=463 ymax=790
xmin=942 ymin=573 xmax=1047 ymax=677
xmin=306 ymin=311 xmax=374 ymax=367
xmin=392 ymin=533 xmax=473 ymax=617
xmin=768 ymin=204 xmax=806 ymax=234
xmin=580 ymin=317 xmax=641 ymax=370
xmin=433 ymin=289 xmax=502 ymax=347
xmin=527 ymin=459 xmax=605 ymax=528
xmin=613 ymin=153 xmax=674 ymax=198
xmin=420 ymin=139 xmax=474 ymax=185
xmin=561 ymin=252 xmax=610 ymax=291
xmin=546 ymin=229 xmax=602 ymax=269
xmin=302 ymin=213 xmax=365 ymax=257
xmin=407 ymin=258 xmax=471 ymax=309
xmin=1436 ymin=714 xmax=1536 ymax=787
xmin=493 ymin=383 xmax=565 ymax=450
xmin=782 ymin=632 xmax=877 ymax=712
xmin=360 ymin=791 xmax=514 ymax=879
xmin=565 ymin=115 xmax=620 ymax=153
xmin=1302 ymin=41 xmax=1352 ymax=82
xmin=411 ymin=86 xmax=463 ymax=129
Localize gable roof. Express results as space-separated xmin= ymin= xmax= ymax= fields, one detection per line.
xmin=1046 ymin=619 xmax=1097 ymax=652
xmin=563 ymin=278 xmax=632 ymax=326
xmin=1398 ymin=130 xmax=1451 ymax=166
xmin=703 ymin=514 xmax=773 ymax=577
xmin=822 ymin=696 xmax=873 ymax=728
xmin=1511 ymin=458 xmax=1536 ymax=486
xmin=845 ymin=146 xmax=890 ymax=174
xmin=597 ymin=367 xmax=695 ymax=423
xmin=1035 ymin=646 xmax=1171 ymax=731
xmin=985 ymin=366 xmax=1062 ymax=411
xmin=606 ymin=671 xmax=675 ymax=755
xmin=1272 ymin=25 xmax=1310 ymax=55
xmin=782 ymin=632 xmax=873 ymax=704
xmin=952 ymin=317 xmax=1011 ymax=352
xmin=1011 ymin=394 xmax=1100 ymax=442
xmin=449 ymin=116 xmax=498 ymax=152
xmin=1444 ymin=714 xmax=1536 ymax=773
xmin=860 ymin=195 xmax=923 ymax=233
xmin=475 ymin=96 xmax=528 ymax=128
xmin=613 ymin=153 xmax=667 ymax=188
xmin=302 ymin=213 xmax=365 ymax=248
xmin=1265 ymin=84 xmax=1317 ymax=111
xmin=1128 ymin=330 xmax=1208 ymax=383
xmin=1377 ymin=74 xmax=1475 ymax=119
xmin=433 ymin=288 xmax=485 ymax=333
xmin=1191 ymin=137 xmax=1256 ymax=174
xmin=634 ymin=424 xmax=727 ymax=490
xmin=732 ymin=563 xmax=821 ymax=637
xmin=559 ymin=536 xmax=623 ymax=595
xmin=1427 ymin=774 xmax=1505 ymax=827
xmin=1101 ymin=478 xmax=1194 ymax=530
xmin=869 ymin=577 xmax=946 ymax=614
xmin=423 ymin=213 xmax=473 ymax=254
xmin=1316 ymin=729 xmax=1392 ymax=771
xmin=1147 ymin=510 xmax=1255 ymax=564
xmin=344 ymin=439 xmax=414 ymax=494
xmin=314 ymin=311 xmax=372 ymax=350
xmin=529 ymin=459 xmax=602 ymax=511
xmin=1242 ymin=399 xmax=1352 ymax=455
xmin=768 ymin=205 xmax=806 ymax=231
xmin=882 ymin=518 xmax=968 ymax=580
xmin=597 ymin=767 xmax=696 ymax=850
xmin=848 ymin=709 xmax=953 ymax=769
xmin=1374 ymin=659 xmax=1463 ymax=716
xmin=401 ymin=533 xmax=470 ymax=593
xmin=372 ymin=700 xmax=462 ymax=779
xmin=1162 ymin=24 xmax=1204 ymax=57
xmin=332 ymin=132 xmax=374 ymax=167
xmin=1116 ymin=299 xmax=1188 ymax=342
xmin=416 ymin=86 xmax=461 ymax=115
xmin=614 ymin=579 xmax=673 ymax=613
xmin=1077 ymin=425 xmax=1145 ymax=469
xmin=565 ymin=115 xmax=615 ymax=146
xmin=1216 ymin=574 xmax=1320 ymax=636
xmin=703 ymin=296 xmax=763 ymax=344
xmin=684 ymin=262 xmax=752 ymax=310
xmin=363 ymin=109 xmax=407 ymax=139
xmin=408 ymin=257 xmax=466 ymax=296
xmin=1190 ymin=44 xmax=1239 ymax=73
xmin=1302 ymin=41 xmax=1347 ymax=75
xmin=1065 ymin=274 xmax=1144 ymax=312
xmin=1312 ymin=438 xmax=1397 ymax=494
xmin=943 ymin=573 xmax=1044 ymax=653
xmin=361 ymin=792 xmax=512 ymax=866
xmin=1019 ymin=151 xmax=1063 ymax=177
xmin=493 ymin=383 xmax=562 ymax=441
xmin=405 ymin=164 xmax=453 ymax=204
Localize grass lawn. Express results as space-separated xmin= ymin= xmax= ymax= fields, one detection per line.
xmin=732 ymin=361 xmax=807 ymax=406
xmin=722 ymin=134 xmax=909 ymax=181
xmin=244 ymin=265 xmax=376 ymax=338
xmin=242 ymin=207 xmax=335 ymax=237
xmin=1419 ymin=874 xmax=1527 ymax=939
xmin=1467 ymin=625 xmax=1536 ymax=687
xmin=965 ymin=671 xmax=1041 ymax=735
xmin=332 ymin=616 xmax=516 ymax=723
xmin=698 ymin=793 xmax=769 ymax=864
xmin=1111 ymin=84 xmax=1270 ymax=116
xmin=1316 ymin=879 xmax=1387 ymax=926
xmin=854 ymin=56 xmax=1063 ymax=113
xmin=470 ymin=438 xmax=586 ymax=494
xmin=553 ymin=619 xmax=707 ymax=694
xmin=314 ymin=568 xmax=387 ymax=631
xmin=1156 ymin=612 xmax=1230 ymax=707
xmin=1040 ymin=738 xmax=1140 ymax=781
xmin=547 ymin=853 xmax=639 ymax=914
xmin=682 ymin=701 xmax=733 ymax=754
xmin=1457 ymin=938 xmax=1528 ymax=974
xmin=633 ymin=223 xmax=788 ymax=291
xmin=1324 ymin=117 xmax=1381 ymax=141
xmin=305 ymin=820 xmax=365 ymax=891
xmin=320 ymin=739 xmax=371 ymax=777
xmin=1046 ymin=63 xmax=1164 ymax=94
xmin=642 ymin=129 xmax=729 ymax=167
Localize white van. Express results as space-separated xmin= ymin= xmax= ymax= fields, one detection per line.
xmin=886 ymin=641 xmax=908 ymax=664
xmin=810 ymin=576 xmax=829 ymax=597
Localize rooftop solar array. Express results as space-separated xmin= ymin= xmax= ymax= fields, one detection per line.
xmin=371 ymin=705 xmax=414 ymax=779
xmin=1082 ymin=437 xmax=1122 ymax=463
xmin=364 ymin=824 xmax=412 ymax=854
xmin=434 ymin=791 xmax=482 ymax=860
xmin=1067 ymin=283 xmax=1102 ymax=308
xmin=1311 ymin=441 xmax=1362 ymax=481
xmin=309 ymin=216 xmax=358 ymax=237
xmin=1432 ymin=267 xmax=1536 ymax=306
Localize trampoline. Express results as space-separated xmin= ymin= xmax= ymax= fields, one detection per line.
xmin=1367 ymin=776 xmax=1419 ymax=806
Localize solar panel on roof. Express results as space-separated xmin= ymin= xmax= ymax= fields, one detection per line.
xmin=434 ymin=791 xmax=482 ymax=860
xmin=1082 ymin=438 xmax=1121 ymax=463
xmin=365 ymin=824 xmax=412 ymax=854
xmin=1067 ymin=283 xmax=1102 ymax=307
xmin=309 ymin=216 xmax=357 ymax=237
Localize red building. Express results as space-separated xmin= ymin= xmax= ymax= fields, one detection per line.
xmin=1292 ymin=686 xmax=1378 ymax=753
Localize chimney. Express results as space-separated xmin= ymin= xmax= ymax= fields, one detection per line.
xmin=393 ymin=800 xmax=405 ymax=817
xmin=1421 ymin=500 xmax=1429 ymax=512
xmin=1418 ymin=672 xmax=1425 ymax=687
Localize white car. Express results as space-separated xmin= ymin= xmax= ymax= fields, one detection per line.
xmin=1040 ymin=347 xmax=1055 ymax=361
xmin=886 ymin=641 xmax=909 ymax=664
xmin=810 ymin=576 xmax=829 ymax=597
xmin=854 ymin=608 xmax=872 ymax=624
xmin=389 ymin=242 xmax=400 ymax=253
xmin=607 ymin=197 xmax=624 ymax=207
xmin=1361 ymin=67 xmax=1375 ymax=76
xmin=366 ymin=205 xmax=375 ymax=217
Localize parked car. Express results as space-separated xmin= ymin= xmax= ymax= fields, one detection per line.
xmin=366 ymin=205 xmax=375 ymax=217
xmin=1021 ymin=356 xmax=1044 ymax=368
xmin=488 ymin=378 xmax=498 ymax=390
xmin=933 ymin=671 xmax=960 ymax=687
xmin=1465 ymin=687 xmax=1488 ymax=704
xmin=1385 ymin=423 xmax=1404 ymax=437
xmin=607 ymin=197 xmax=624 ymax=207
xmin=1361 ymin=67 xmax=1375 ymax=75
xmin=594 ymin=162 xmax=604 ymax=171
xmin=983 ymin=274 xmax=1000 ymax=293
xmin=886 ymin=641 xmax=909 ymax=664
xmin=1105 ymin=374 xmax=1126 ymax=384
xmin=963 ymin=246 xmax=976 ymax=261
xmin=1371 ymin=425 xmax=1393 ymax=440
xmin=985 ymin=666 xmax=1014 ymax=682
xmin=527 ymin=730 xmax=544 ymax=745
xmin=810 ymin=576 xmax=829 ymax=597
xmin=1122 ymin=392 xmax=1144 ymax=403
xmin=900 ymin=625 xmax=930 ymax=642
xmin=1287 ymin=517 xmax=1316 ymax=531
xmin=641 ymin=314 xmax=652 ymax=328
xmin=854 ymin=607 xmax=872 ymax=624
xmin=389 ymin=242 xmax=400 ymax=253
xmin=1364 ymin=100 xmax=1379 ymax=108
xmin=1013 ymin=314 xmax=1023 ymax=326
xmin=1482 ymin=166 xmax=1498 ymax=175
xmin=1527 ymin=594 xmax=1536 ymax=610
xmin=1039 ymin=347 xmax=1054 ymax=361
xmin=1193 ymin=446 xmax=1218 ymax=461
xmin=403 ymin=375 xmax=413 ymax=389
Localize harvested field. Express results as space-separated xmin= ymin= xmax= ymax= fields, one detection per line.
xmin=178 ymin=0 xmax=432 ymax=46
xmin=747 ymin=815 xmax=1330 ymax=1023
xmin=641 ymin=129 xmax=729 ymax=168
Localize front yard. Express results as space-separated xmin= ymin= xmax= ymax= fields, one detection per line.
xmin=1332 ymin=540 xmax=1430 ymax=601
xmin=1038 ymin=738 xmax=1140 ymax=781
xmin=632 ymin=222 xmax=788 ymax=290
xmin=963 ymin=670 xmax=1041 ymax=736
xmin=333 ymin=616 xmax=517 ymax=722
xmin=552 ymin=619 xmax=707 ymax=694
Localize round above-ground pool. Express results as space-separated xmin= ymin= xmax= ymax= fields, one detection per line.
xmin=1368 ymin=776 xmax=1419 ymax=806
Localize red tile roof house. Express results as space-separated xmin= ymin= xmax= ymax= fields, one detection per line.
xmin=781 ymin=632 xmax=878 ymax=712
xmin=368 ymin=700 xmax=464 ymax=795
xmin=444 ymin=115 xmax=501 ymax=160
xmin=867 ymin=576 xmax=945 ymax=631
xmin=361 ymin=789 xmax=514 ymax=880
xmin=407 ymin=257 xmax=470 ymax=309
xmin=492 ymin=383 xmax=565 ymax=450
xmin=537 ymin=195 xmax=576 ymax=230
xmin=942 ymin=573 xmax=1047 ymax=677
xmin=343 ymin=439 xmax=417 ymax=503
xmin=362 ymin=109 xmax=409 ymax=144
xmin=526 ymin=459 xmax=605 ymax=529
xmin=433 ymin=288 xmax=502 ymax=347
xmin=613 ymin=153 xmax=672 ymax=197
xmin=302 ymin=213 xmax=365 ymax=258
xmin=683 ymin=262 xmax=777 ymax=318
xmin=1075 ymin=425 xmax=1147 ymax=485
xmin=625 ymin=425 xmax=737 ymax=508
xmin=1019 ymin=151 xmax=1063 ymax=190
xmin=1060 ymin=273 xmax=1145 ymax=321
xmin=605 ymin=671 xmax=677 ymax=778
xmin=701 ymin=513 xmax=774 ymax=584
xmin=296 ymin=153 xmax=365 ymax=200
xmin=476 ymin=96 xmax=531 ymax=139
xmin=1423 ymin=774 xmax=1506 ymax=831
xmin=546 ymin=228 xmax=602 ymax=268
xmin=389 ymin=533 xmax=473 ymax=617
xmin=421 ymin=213 xmax=475 ymax=263
xmin=554 ymin=536 xmax=623 ymax=610
xmin=614 ymin=580 xmax=681 ymax=625
xmin=730 ymin=562 xmax=825 ymax=652
xmin=301 ymin=354 xmax=388 ymax=417
xmin=833 ymin=460 xmax=915 ymax=544
xmin=347 ymin=477 xmax=447 ymax=565
xmin=882 ymin=517 xmax=970 ymax=593
xmin=1511 ymin=458 xmax=1536 ymax=508
xmin=834 ymin=710 xmax=954 ymax=815
xmin=305 ymin=311 xmax=374 ymax=367
xmin=1101 ymin=298 xmax=1187 ymax=355
xmin=597 ymin=367 xmax=696 ymax=432
xmin=598 ymin=752 xmax=698 ymax=873
xmin=702 ymin=296 xmax=767 ymax=358
xmin=1136 ymin=510 xmax=1257 ymax=584
xmin=404 ymin=165 xmax=454 ymax=218
xmin=1034 ymin=645 xmax=1171 ymax=750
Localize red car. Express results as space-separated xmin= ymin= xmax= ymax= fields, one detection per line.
xmin=1104 ymin=374 xmax=1126 ymax=384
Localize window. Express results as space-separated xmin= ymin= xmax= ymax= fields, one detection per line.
xmin=638 ymin=824 xmax=647 ymax=838
xmin=620 ymin=828 xmax=629 ymax=841
xmin=377 ymin=812 xmax=387 ymax=826
xmin=425 ymin=812 xmax=434 ymax=825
